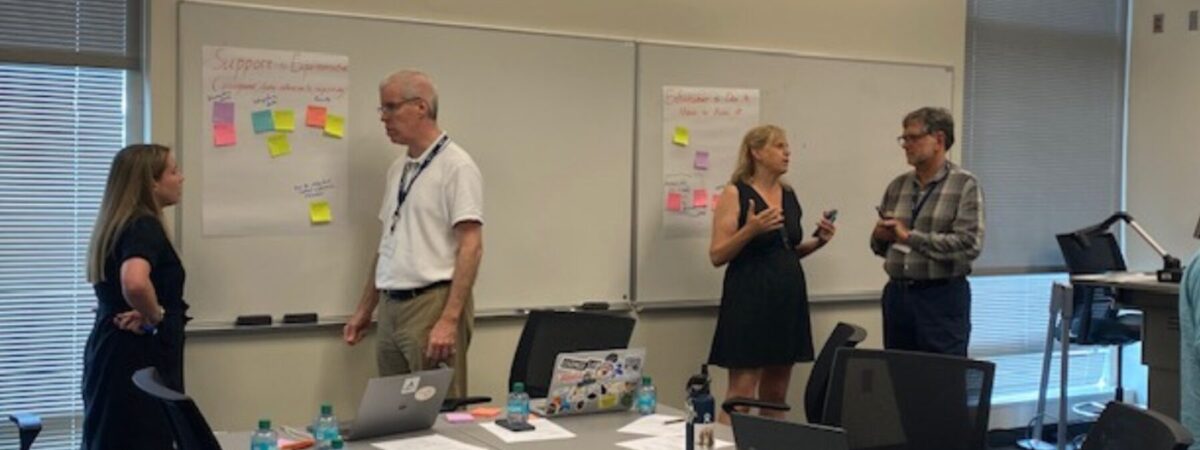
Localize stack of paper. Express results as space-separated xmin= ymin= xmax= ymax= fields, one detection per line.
xmin=477 ymin=417 xmax=575 ymax=443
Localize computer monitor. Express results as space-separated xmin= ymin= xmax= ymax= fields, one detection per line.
xmin=822 ymin=348 xmax=995 ymax=450
xmin=1056 ymin=232 xmax=1126 ymax=274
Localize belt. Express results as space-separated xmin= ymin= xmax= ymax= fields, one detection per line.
xmin=891 ymin=276 xmax=964 ymax=289
xmin=383 ymin=280 xmax=451 ymax=301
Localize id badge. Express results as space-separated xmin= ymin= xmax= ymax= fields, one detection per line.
xmin=892 ymin=243 xmax=912 ymax=254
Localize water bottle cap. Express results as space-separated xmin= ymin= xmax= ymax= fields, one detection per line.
xmin=321 ymin=403 xmax=333 ymax=415
xmin=642 ymin=375 xmax=652 ymax=385
xmin=331 ymin=437 xmax=344 ymax=449
xmin=258 ymin=419 xmax=271 ymax=430
xmin=512 ymin=381 xmax=525 ymax=393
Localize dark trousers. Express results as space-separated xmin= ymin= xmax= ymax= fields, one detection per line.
xmin=882 ymin=277 xmax=972 ymax=356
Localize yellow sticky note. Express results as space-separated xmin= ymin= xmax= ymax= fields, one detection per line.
xmin=672 ymin=126 xmax=689 ymax=146
xmin=267 ymin=133 xmax=291 ymax=158
xmin=273 ymin=110 xmax=295 ymax=132
xmin=309 ymin=200 xmax=332 ymax=224
xmin=324 ymin=114 xmax=345 ymax=138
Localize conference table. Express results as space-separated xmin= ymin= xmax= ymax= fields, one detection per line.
xmin=216 ymin=405 xmax=736 ymax=449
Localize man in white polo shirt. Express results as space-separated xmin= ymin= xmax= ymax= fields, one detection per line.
xmin=343 ymin=70 xmax=483 ymax=398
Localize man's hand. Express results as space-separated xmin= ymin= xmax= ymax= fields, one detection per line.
xmin=425 ymin=318 xmax=458 ymax=364
xmin=881 ymin=218 xmax=911 ymax=243
xmin=872 ymin=219 xmax=897 ymax=242
xmin=343 ymin=311 xmax=371 ymax=345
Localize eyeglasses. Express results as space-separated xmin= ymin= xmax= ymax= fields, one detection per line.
xmin=896 ymin=131 xmax=931 ymax=145
xmin=377 ymin=97 xmax=424 ymax=116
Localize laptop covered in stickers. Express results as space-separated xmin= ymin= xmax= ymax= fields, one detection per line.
xmin=531 ymin=348 xmax=646 ymax=417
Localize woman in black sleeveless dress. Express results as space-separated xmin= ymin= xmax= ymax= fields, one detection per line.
xmin=707 ymin=125 xmax=836 ymax=424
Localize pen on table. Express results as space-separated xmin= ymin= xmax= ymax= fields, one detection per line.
xmin=663 ymin=418 xmax=686 ymax=425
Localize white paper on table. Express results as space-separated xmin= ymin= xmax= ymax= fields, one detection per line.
xmin=617 ymin=414 xmax=687 ymax=436
xmin=477 ymin=417 xmax=576 ymax=443
xmin=616 ymin=434 xmax=733 ymax=450
xmin=371 ymin=434 xmax=488 ymax=450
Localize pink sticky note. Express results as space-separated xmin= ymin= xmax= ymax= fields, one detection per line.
xmin=445 ymin=412 xmax=475 ymax=423
xmin=693 ymin=189 xmax=708 ymax=208
xmin=666 ymin=192 xmax=683 ymax=212
xmin=306 ymin=105 xmax=327 ymax=127
xmin=212 ymin=102 xmax=234 ymax=124
xmin=694 ymin=151 xmax=710 ymax=170
xmin=213 ymin=123 xmax=236 ymax=147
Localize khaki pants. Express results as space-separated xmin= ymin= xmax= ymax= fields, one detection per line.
xmin=376 ymin=285 xmax=474 ymax=398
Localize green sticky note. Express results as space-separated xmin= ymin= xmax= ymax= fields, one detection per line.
xmin=273 ymin=109 xmax=295 ymax=132
xmin=324 ymin=114 xmax=345 ymax=138
xmin=251 ymin=110 xmax=274 ymax=133
xmin=672 ymin=126 xmax=689 ymax=146
xmin=267 ymin=133 xmax=291 ymax=158
xmin=310 ymin=200 xmax=332 ymax=224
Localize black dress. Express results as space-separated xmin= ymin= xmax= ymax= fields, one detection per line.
xmin=82 ymin=214 xmax=188 ymax=450
xmin=708 ymin=182 xmax=815 ymax=368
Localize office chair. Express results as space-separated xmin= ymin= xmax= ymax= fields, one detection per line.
xmin=507 ymin=309 xmax=636 ymax=398
xmin=1079 ymin=401 xmax=1193 ymax=450
xmin=806 ymin=322 xmax=868 ymax=425
xmin=5 ymin=413 xmax=41 ymax=450
xmin=131 ymin=367 xmax=222 ymax=450
xmin=822 ymin=348 xmax=996 ymax=450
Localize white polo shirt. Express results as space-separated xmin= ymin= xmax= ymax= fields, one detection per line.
xmin=375 ymin=133 xmax=483 ymax=289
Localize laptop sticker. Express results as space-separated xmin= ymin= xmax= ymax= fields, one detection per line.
xmin=415 ymin=386 xmax=437 ymax=402
xmin=401 ymin=377 xmax=420 ymax=395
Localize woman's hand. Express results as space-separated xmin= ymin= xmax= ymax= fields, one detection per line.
xmin=743 ymin=198 xmax=784 ymax=235
xmin=113 ymin=310 xmax=149 ymax=335
xmin=815 ymin=212 xmax=837 ymax=243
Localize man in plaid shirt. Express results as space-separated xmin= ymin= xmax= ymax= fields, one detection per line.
xmin=870 ymin=107 xmax=985 ymax=356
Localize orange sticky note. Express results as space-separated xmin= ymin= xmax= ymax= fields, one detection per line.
xmin=469 ymin=406 xmax=502 ymax=418
xmin=306 ymin=105 xmax=327 ymax=127
xmin=666 ymin=192 xmax=683 ymax=212
xmin=693 ymin=189 xmax=708 ymax=208
xmin=213 ymin=123 xmax=236 ymax=147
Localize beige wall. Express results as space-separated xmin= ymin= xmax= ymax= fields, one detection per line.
xmin=153 ymin=0 xmax=965 ymax=430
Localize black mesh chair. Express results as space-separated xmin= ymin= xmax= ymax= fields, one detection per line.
xmin=822 ymin=348 xmax=995 ymax=450
xmin=4 ymin=413 xmax=41 ymax=450
xmin=509 ymin=310 xmax=635 ymax=398
xmin=131 ymin=367 xmax=222 ymax=450
xmin=806 ymin=322 xmax=868 ymax=425
xmin=1080 ymin=401 xmax=1193 ymax=450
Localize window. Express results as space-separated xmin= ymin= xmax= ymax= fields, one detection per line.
xmin=0 ymin=1 xmax=140 ymax=448
xmin=963 ymin=0 xmax=1130 ymax=420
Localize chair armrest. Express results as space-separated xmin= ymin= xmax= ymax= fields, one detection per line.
xmin=7 ymin=413 xmax=42 ymax=450
xmin=721 ymin=397 xmax=790 ymax=414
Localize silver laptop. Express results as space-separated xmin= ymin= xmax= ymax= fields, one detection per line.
xmin=342 ymin=368 xmax=452 ymax=441
xmin=532 ymin=348 xmax=645 ymax=417
xmin=732 ymin=414 xmax=850 ymax=450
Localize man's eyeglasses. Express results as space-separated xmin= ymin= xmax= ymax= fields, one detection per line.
xmin=896 ymin=131 xmax=931 ymax=145
xmin=377 ymin=97 xmax=424 ymax=116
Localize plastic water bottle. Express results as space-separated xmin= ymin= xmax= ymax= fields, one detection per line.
xmin=312 ymin=403 xmax=338 ymax=449
xmin=636 ymin=375 xmax=657 ymax=415
xmin=506 ymin=381 xmax=531 ymax=425
xmin=250 ymin=419 xmax=278 ymax=450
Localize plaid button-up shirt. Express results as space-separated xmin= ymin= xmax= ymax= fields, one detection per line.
xmin=870 ymin=161 xmax=985 ymax=280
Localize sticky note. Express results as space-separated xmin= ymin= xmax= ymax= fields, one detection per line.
xmin=267 ymin=133 xmax=291 ymax=158
xmin=672 ymin=126 xmax=689 ymax=146
xmin=251 ymin=110 xmax=274 ymax=133
xmin=694 ymin=151 xmax=709 ymax=170
xmin=693 ymin=189 xmax=708 ymax=208
xmin=324 ymin=114 xmax=345 ymax=138
xmin=469 ymin=406 xmax=502 ymax=418
xmin=213 ymin=123 xmax=236 ymax=147
xmin=305 ymin=105 xmax=327 ymax=127
xmin=212 ymin=102 xmax=234 ymax=124
xmin=273 ymin=109 xmax=295 ymax=132
xmin=309 ymin=200 xmax=332 ymax=224
xmin=445 ymin=412 xmax=475 ymax=423
xmin=666 ymin=192 xmax=682 ymax=212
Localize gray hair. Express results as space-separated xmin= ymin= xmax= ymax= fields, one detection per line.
xmin=380 ymin=70 xmax=440 ymax=120
xmin=903 ymin=107 xmax=955 ymax=150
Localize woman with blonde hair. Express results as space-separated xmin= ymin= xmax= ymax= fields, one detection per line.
xmin=707 ymin=125 xmax=835 ymax=424
xmin=81 ymin=144 xmax=186 ymax=450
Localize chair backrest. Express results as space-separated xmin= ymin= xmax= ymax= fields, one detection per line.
xmin=1056 ymin=232 xmax=1126 ymax=275
xmin=805 ymin=322 xmax=867 ymax=424
xmin=509 ymin=310 xmax=635 ymax=398
xmin=131 ymin=367 xmax=222 ymax=450
xmin=822 ymin=348 xmax=995 ymax=450
xmin=1055 ymin=235 xmax=1140 ymax=346
xmin=1080 ymin=401 xmax=1193 ymax=450
xmin=4 ymin=413 xmax=41 ymax=450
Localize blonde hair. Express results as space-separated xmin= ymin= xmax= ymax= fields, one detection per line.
xmin=87 ymin=144 xmax=172 ymax=283
xmin=729 ymin=124 xmax=786 ymax=185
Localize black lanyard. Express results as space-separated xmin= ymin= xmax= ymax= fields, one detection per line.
xmin=909 ymin=176 xmax=944 ymax=228
xmin=390 ymin=134 xmax=449 ymax=233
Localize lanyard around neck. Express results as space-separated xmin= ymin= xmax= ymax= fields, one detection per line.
xmin=909 ymin=172 xmax=944 ymax=228
xmin=390 ymin=134 xmax=449 ymax=233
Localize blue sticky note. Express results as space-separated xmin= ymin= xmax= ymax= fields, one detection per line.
xmin=251 ymin=110 xmax=274 ymax=134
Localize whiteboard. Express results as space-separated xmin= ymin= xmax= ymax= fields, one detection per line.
xmin=635 ymin=44 xmax=954 ymax=305
xmin=178 ymin=2 xmax=634 ymax=324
